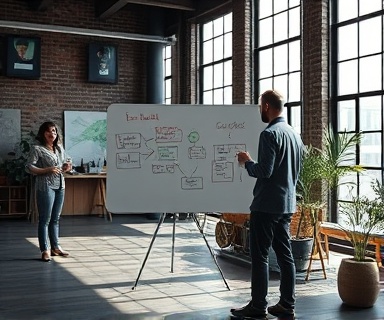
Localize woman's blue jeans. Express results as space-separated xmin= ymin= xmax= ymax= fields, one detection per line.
xmin=36 ymin=188 xmax=65 ymax=252
xmin=250 ymin=211 xmax=296 ymax=310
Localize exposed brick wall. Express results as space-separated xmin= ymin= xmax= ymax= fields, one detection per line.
xmin=301 ymin=0 xmax=330 ymax=208
xmin=0 ymin=0 xmax=149 ymax=137
xmin=232 ymin=0 xmax=252 ymax=105
xmin=301 ymin=0 xmax=329 ymax=148
xmin=1 ymin=0 xmax=330 ymax=150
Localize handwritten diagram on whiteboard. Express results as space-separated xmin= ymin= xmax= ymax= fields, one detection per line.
xmin=106 ymin=104 xmax=266 ymax=214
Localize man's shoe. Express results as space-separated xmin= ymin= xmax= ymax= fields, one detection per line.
xmin=267 ymin=303 xmax=294 ymax=317
xmin=51 ymin=246 xmax=69 ymax=257
xmin=230 ymin=302 xmax=267 ymax=319
xmin=41 ymin=250 xmax=51 ymax=262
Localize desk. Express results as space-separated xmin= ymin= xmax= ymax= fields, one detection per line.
xmin=63 ymin=174 xmax=111 ymax=220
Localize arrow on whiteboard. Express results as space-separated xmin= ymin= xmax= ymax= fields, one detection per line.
xmin=142 ymin=150 xmax=154 ymax=160
xmin=142 ymin=137 xmax=155 ymax=160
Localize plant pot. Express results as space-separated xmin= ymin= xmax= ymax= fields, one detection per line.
xmin=337 ymin=257 xmax=380 ymax=308
xmin=291 ymin=237 xmax=313 ymax=272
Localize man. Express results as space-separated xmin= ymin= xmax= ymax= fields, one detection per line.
xmin=231 ymin=90 xmax=304 ymax=319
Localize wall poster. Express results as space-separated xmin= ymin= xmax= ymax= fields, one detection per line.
xmin=6 ymin=35 xmax=41 ymax=79
xmin=0 ymin=109 xmax=21 ymax=161
xmin=88 ymin=43 xmax=118 ymax=84
xmin=64 ymin=111 xmax=107 ymax=168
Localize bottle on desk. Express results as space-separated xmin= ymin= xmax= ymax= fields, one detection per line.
xmin=101 ymin=157 xmax=107 ymax=173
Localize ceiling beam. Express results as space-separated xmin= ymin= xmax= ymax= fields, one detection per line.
xmin=96 ymin=0 xmax=130 ymax=20
xmin=96 ymin=0 xmax=195 ymax=20
xmin=125 ymin=0 xmax=195 ymax=11
xmin=28 ymin=0 xmax=53 ymax=11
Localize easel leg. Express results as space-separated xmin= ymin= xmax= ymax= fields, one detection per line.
xmin=192 ymin=213 xmax=230 ymax=290
xmin=171 ymin=213 xmax=176 ymax=273
xmin=132 ymin=213 xmax=166 ymax=290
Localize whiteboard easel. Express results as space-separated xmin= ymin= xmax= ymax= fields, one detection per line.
xmin=106 ymin=104 xmax=266 ymax=290
xmin=132 ymin=212 xmax=230 ymax=290
xmin=106 ymin=104 xmax=266 ymax=214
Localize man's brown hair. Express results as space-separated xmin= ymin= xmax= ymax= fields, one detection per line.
xmin=260 ymin=90 xmax=284 ymax=112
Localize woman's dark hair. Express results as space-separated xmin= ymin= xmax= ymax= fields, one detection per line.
xmin=35 ymin=121 xmax=60 ymax=150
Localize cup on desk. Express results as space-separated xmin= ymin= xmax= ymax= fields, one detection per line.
xmin=62 ymin=157 xmax=72 ymax=172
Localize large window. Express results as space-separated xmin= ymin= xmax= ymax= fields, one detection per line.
xmin=331 ymin=0 xmax=384 ymax=202
xmin=256 ymin=0 xmax=301 ymax=133
xmin=199 ymin=13 xmax=233 ymax=104
xmin=163 ymin=45 xmax=172 ymax=104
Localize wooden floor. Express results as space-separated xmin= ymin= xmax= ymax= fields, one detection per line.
xmin=0 ymin=214 xmax=383 ymax=320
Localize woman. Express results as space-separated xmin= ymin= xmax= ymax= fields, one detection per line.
xmin=26 ymin=121 xmax=72 ymax=262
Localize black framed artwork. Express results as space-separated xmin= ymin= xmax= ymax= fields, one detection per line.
xmin=6 ymin=36 xmax=41 ymax=79
xmin=88 ymin=43 xmax=118 ymax=84
xmin=0 ymin=36 xmax=5 ymax=75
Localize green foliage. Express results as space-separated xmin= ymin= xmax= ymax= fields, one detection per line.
xmin=0 ymin=134 xmax=33 ymax=185
xmin=321 ymin=127 xmax=363 ymax=190
xmin=295 ymin=127 xmax=363 ymax=239
xmin=298 ymin=127 xmax=364 ymax=205
xmin=296 ymin=145 xmax=324 ymax=204
xmin=339 ymin=179 xmax=384 ymax=261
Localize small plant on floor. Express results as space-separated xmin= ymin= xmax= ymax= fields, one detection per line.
xmin=339 ymin=179 xmax=384 ymax=261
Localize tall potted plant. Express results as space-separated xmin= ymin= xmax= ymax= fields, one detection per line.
xmin=337 ymin=179 xmax=384 ymax=307
xmin=291 ymin=128 xmax=363 ymax=271
xmin=291 ymin=145 xmax=325 ymax=271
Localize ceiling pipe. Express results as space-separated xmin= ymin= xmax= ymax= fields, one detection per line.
xmin=0 ymin=20 xmax=175 ymax=45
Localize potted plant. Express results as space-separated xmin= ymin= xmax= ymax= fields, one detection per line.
xmin=291 ymin=145 xmax=325 ymax=271
xmin=0 ymin=138 xmax=32 ymax=185
xmin=337 ymin=179 xmax=384 ymax=307
xmin=291 ymin=128 xmax=363 ymax=271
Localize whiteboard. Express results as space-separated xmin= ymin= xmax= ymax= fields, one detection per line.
xmin=106 ymin=104 xmax=266 ymax=213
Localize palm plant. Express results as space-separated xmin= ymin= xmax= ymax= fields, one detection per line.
xmin=294 ymin=127 xmax=363 ymax=238
xmin=322 ymin=127 xmax=363 ymax=191
xmin=295 ymin=145 xmax=325 ymax=238
xmin=321 ymin=127 xmax=363 ymax=221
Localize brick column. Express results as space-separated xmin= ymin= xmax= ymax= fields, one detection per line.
xmin=232 ymin=0 xmax=253 ymax=104
xmin=301 ymin=0 xmax=329 ymax=148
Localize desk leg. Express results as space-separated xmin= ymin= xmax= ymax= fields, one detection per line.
xmin=92 ymin=179 xmax=111 ymax=222
xmin=100 ymin=179 xmax=112 ymax=221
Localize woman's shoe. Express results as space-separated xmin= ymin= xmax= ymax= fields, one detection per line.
xmin=51 ymin=246 xmax=69 ymax=257
xmin=41 ymin=250 xmax=51 ymax=262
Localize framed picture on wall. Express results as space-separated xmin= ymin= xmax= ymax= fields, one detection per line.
xmin=6 ymin=35 xmax=41 ymax=79
xmin=0 ymin=36 xmax=6 ymax=75
xmin=88 ymin=43 xmax=118 ymax=84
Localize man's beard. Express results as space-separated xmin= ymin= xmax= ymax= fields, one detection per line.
xmin=261 ymin=110 xmax=268 ymax=123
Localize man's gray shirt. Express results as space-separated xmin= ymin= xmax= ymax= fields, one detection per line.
xmin=244 ymin=117 xmax=304 ymax=214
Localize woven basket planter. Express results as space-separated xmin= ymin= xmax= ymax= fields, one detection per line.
xmin=337 ymin=257 xmax=380 ymax=308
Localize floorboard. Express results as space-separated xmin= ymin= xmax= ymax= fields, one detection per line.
xmin=0 ymin=214 xmax=383 ymax=320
